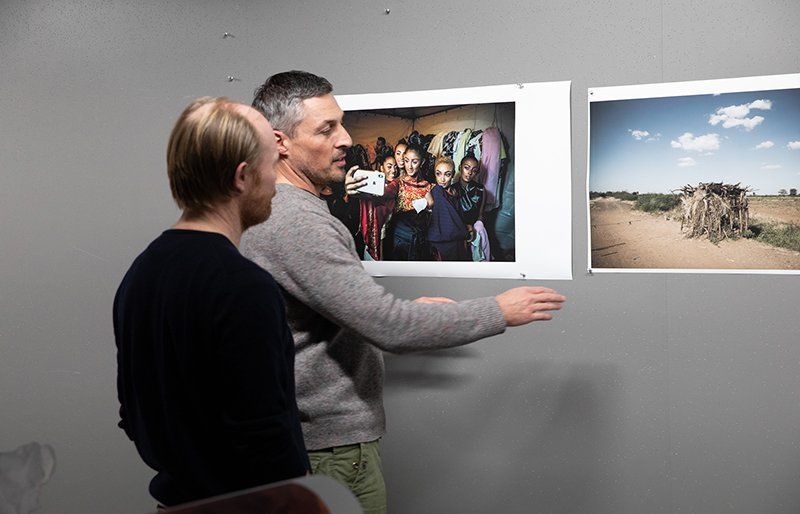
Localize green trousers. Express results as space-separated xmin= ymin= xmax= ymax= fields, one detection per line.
xmin=307 ymin=440 xmax=387 ymax=514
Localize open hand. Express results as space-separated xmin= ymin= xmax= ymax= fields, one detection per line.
xmin=495 ymin=287 xmax=566 ymax=326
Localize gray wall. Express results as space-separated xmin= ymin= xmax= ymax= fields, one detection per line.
xmin=1 ymin=1 xmax=798 ymax=512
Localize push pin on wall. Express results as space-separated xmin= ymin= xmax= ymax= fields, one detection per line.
xmin=520 ymin=273 xmax=526 ymax=279
xmin=385 ymin=8 xmax=391 ymax=14
xmin=222 ymin=32 xmax=235 ymax=39
xmin=226 ymin=75 xmax=241 ymax=82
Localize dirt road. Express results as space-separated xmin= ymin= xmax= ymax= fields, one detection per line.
xmin=589 ymin=197 xmax=800 ymax=270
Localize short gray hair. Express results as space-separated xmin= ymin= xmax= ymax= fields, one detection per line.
xmin=252 ymin=70 xmax=333 ymax=136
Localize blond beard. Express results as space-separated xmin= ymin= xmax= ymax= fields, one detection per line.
xmin=240 ymin=173 xmax=274 ymax=229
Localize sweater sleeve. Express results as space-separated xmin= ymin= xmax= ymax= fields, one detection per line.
xmin=242 ymin=189 xmax=507 ymax=354
xmin=210 ymin=269 xmax=310 ymax=484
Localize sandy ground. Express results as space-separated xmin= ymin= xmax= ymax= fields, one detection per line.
xmin=748 ymin=196 xmax=800 ymax=224
xmin=589 ymin=197 xmax=800 ymax=270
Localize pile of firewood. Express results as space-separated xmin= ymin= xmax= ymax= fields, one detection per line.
xmin=676 ymin=182 xmax=751 ymax=241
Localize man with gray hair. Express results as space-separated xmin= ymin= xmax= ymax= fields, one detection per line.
xmin=242 ymin=71 xmax=565 ymax=514
xmin=114 ymin=98 xmax=309 ymax=507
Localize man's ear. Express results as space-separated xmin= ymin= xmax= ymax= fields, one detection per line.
xmin=233 ymin=161 xmax=249 ymax=194
xmin=274 ymin=130 xmax=290 ymax=157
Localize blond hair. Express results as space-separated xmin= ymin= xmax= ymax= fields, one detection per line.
xmin=434 ymin=155 xmax=455 ymax=170
xmin=166 ymin=97 xmax=262 ymax=212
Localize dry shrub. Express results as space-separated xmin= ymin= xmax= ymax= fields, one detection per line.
xmin=676 ymin=182 xmax=751 ymax=242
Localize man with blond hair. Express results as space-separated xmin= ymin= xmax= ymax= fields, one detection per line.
xmin=242 ymin=70 xmax=565 ymax=514
xmin=114 ymin=97 xmax=309 ymax=507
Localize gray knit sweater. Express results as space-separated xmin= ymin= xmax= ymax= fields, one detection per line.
xmin=241 ymin=184 xmax=507 ymax=450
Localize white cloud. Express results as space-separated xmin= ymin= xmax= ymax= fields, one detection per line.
xmin=760 ymin=164 xmax=782 ymax=170
xmin=788 ymin=141 xmax=800 ymax=150
xmin=709 ymin=113 xmax=764 ymax=130
xmin=719 ymin=104 xmax=751 ymax=118
xmin=670 ymin=132 xmax=721 ymax=152
xmin=755 ymin=140 xmax=774 ymax=149
xmin=677 ymin=157 xmax=697 ymax=167
xmin=708 ymin=99 xmax=770 ymax=131
xmin=730 ymin=116 xmax=764 ymax=130
xmin=629 ymin=129 xmax=650 ymax=140
xmin=749 ymin=99 xmax=772 ymax=110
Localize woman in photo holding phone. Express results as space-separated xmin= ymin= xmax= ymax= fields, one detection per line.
xmin=357 ymin=152 xmax=398 ymax=260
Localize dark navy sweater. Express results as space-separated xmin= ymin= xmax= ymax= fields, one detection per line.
xmin=113 ymin=229 xmax=309 ymax=506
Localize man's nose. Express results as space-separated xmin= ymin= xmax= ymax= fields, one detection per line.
xmin=337 ymin=126 xmax=353 ymax=148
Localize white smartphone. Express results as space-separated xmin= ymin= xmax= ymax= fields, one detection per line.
xmin=353 ymin=170 xmax=386 ymax=196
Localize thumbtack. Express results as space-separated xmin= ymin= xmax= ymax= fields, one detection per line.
xmin=222 ymin=32 xmax=235 ymax=38
xmin=226 ymin=75 xmax=241 ymax=82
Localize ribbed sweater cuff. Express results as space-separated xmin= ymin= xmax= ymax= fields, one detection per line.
xmin=472 ymin=297 xmax=507 ymax=338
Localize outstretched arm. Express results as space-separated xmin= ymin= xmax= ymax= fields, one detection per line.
xmin=243 ymin=200 xmax=565 ymax=354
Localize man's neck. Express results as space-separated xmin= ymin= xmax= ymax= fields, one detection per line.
xmin=275 ymin=160 xmax=322 ymax=196
xmin=172 ymin=204 xmax=243 ymax=247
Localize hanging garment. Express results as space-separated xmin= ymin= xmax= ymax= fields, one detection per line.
xmin=479 ymin=127 xmax=502 ymax=211
xmin=451 ymin=129 xmax=473 ymax=183
xmin=426 ymin=130 xmax=448 ymax=158
xmin=407 ymin=130 xmax=434 ymax=153
xmin=470 ymin=220 xmax=491 ymax=262
xmin=493 ymin=153 xmax=515 ymax=253
xmin=442 ymin=131 xmax=459 ymax=157
xmin=466 ymin=130 xmax=483 ymax=161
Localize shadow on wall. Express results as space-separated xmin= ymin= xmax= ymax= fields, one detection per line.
xmin=0 ymin=442 xmax=56 ymax=514
xmin=382 ymin=355 xmax=623 ymax=514
xmin=383 ymin=346 xmax=481 ymax=390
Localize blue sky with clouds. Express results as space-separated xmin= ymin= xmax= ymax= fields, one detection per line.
xmin=590 ymin=87 xmax=800 ymax=194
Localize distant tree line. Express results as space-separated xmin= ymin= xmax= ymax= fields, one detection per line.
xmin=589 ymin=191 xmax=639 ymax=201
xmin=589 ymin=191 xmax=680 ymax=212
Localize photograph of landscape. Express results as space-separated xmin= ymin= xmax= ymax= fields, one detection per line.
xmin=589 ymin=82 xmax=800 ymax=272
